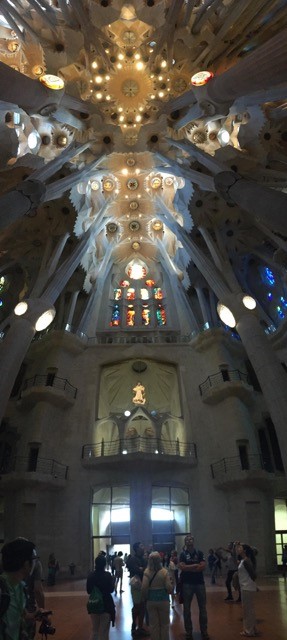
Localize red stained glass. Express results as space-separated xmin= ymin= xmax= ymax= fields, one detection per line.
xmin=145 ymin=279 xmax=155 ymax=287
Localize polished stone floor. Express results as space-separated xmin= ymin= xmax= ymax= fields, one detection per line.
xmin=43 ymin=570 xmax=287 ymax=640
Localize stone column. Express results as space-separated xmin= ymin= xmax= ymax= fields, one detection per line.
xmin=0 ymin=61 xmax=64 ymax=114
xmin=0 ymin=180 xmax=46 ymax=231
xmin=207 ymin=28 xmax=287 ymax=105
xmin=194 ymin=287 xmax=210 ymax=326
xmin=214 ymin=171 xmax=287 ymax=235
xmin=66 ymin=291 xmax=80 ymax=327
xmin=130 ymin=473 xmax=152 ymax=548
xmin=0 ymin=299 xmax=53 ymax=422
xmin=223 ymin=297 xmax=287 ymax=475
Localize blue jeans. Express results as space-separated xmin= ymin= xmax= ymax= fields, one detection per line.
xmin=182 ymin=582 xmax=208 ymax=635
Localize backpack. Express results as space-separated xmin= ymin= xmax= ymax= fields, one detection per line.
xmin=0 ymin=576 xmax=10 ymax=619
xmin=86 ymin=586 xmax=104 ymax=614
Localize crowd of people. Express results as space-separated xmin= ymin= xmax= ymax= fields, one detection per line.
xmin=86 ymin=535 xmax=261 ymax=640
xmin=0 ymin=534 xmax=263 ymax=640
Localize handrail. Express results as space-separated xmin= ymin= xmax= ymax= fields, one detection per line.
xmin=82 ymin=437 xmax=197 ymax=461
xmin=210 ymin=454 xmax=273 ymax=479
xmin=21 ymin=375 xmax=77 ymax=398
xmin=0 ymin=456 xmax=69 ymax=479
xmin=199 ymin=369 xmax=250 ymax=396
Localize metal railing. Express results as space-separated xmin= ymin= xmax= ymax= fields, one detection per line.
xmin=82 ymin=437 xmax=197 ymax=461
xmin=199 ymin=369 xmax=250 ymax=396
xmin=0 ymin=456 xmax=69 ymax=479
xmin=210 ymin=454 xmax=272 ymax=479
xmin=21 ymin=375 xmax=77 ymax=399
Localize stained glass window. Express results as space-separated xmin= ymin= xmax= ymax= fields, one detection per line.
xmin=141 ymin=288 xmax=149 ymax=300
xmin=120 ymin=279 xmax=130 ymax=287
xmin=154 ymin=287 xmax=163 ymax=300
xmin=127 ymin=288 xmax=135 ymax=300
xmin=114 ymin=288 xmax=122 ymax=300
xmin=156 ymin=304 xmax=166 ymax=326
xmin=110 ymin=304 xmax=120 ymax=327
xmin=142 ymin=305 xmax=151 ymax=326
xmin=127 ymin=264 xmax=147 ymax=280
xmin=127 ymin=305 xmax=135 ymax=326
xmin=146 ymin=279 xmax=155 ymax=287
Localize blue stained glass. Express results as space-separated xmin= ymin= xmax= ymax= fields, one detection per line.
xmin=264 ymin=267 xmax=275 ymax=286
xmin=267 ymin=292 xmax=272 ymax=299
xmin=0 ymin=299 xmax=2 ymax=307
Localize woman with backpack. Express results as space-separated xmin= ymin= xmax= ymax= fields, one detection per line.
xmin=86 ymin=554 xmax=115 ymax=640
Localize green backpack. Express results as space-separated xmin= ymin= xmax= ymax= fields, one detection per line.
xmin=87 ymin=586 xmax=105 ymax=614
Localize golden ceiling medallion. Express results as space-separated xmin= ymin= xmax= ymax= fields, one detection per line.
xmin=132 ymin=241 xmax=140 ymax=250
xmin=126 ymin=157 xmax=136 ymax=167
xmin=152 ymin=220 xmax=163 ymax=231
xmin=164 ymin=177 xmax=174 ymax=186
xmin=103 ymin=178 xmax=115 ymax=192
xmin=122 ymin=79 xmax=139 ymax=97
xmin=150 ymin=176 xmax=162 ymax=189
xmin=130 ymin=201 xmax=139 ymax=210
xmin=39 ymin=74 xmax=64 ymax=90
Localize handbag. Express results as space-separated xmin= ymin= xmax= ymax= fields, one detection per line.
xmin=129 ymin=575 xmax=142 ymax=590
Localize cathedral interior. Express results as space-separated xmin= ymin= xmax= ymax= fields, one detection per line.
xmin=0 ymin=0 xmax=287 ymax=575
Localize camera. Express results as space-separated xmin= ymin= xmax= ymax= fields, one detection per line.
xmin=38 ymin=612 xmax=56 ymax=638
xmin=38 ymin=621 xmax=56 ymax=638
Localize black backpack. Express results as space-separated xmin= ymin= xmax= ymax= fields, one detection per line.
xmin=0 ymin=576 xmax=10 ymax=619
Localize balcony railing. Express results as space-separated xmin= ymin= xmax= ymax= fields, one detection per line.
xmin=82 ymin=437 xmax=197 ymax=461
xmin=0 ymin=456 xmax=69 ymax=479
xmin=210 ymin=454 xmax=272 ymax=479
xmin=199 ymin=369 xmax=250 ymax=396
xmin=21 ymin=375 xmax=77 ymax=399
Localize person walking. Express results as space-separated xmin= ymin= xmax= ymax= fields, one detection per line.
xmin=126 ymin=542 xmax=149 ymax=637
xmin=236 ymin=544 xmax=258 ymax=638
xmin=179 ymin=534 xmax=209 ymax=640
xmin=113 ymin=551 xmax=124 ymax=595
xmin=141 ymin=552 xmax=172 ymax=640
xmin=86 ymin=554 xmax=115 ymax=640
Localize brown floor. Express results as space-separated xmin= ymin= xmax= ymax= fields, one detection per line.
xmin=43 ymin=571 xmax=287 ymax=640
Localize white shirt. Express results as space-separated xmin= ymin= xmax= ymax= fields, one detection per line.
xmin=238 ymin=559 xmax=257 ymax=592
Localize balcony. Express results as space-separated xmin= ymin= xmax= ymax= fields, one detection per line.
xmin=0 ymin=456 xmax=69 ymax=489
xmin=210 ymin=454 xmax=276 ymax=489
xmin=82 ymin=437 xmax=197 ymax=469
xmin=199 ymin=369 xmax=253 ymax=404
xmin=19 ymin=375 xmax=77 ymax=408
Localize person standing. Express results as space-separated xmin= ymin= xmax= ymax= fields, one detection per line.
xmin=179 ymin=534 xmax=209 ymax=640
xmin=86 ymin=554 xmax=115 ymax=640
xmin=236 ymin=544 xmax=258 ymax=638
xmin=25 ymin=554 xmax=45 ymax=639
xmin=220 ymin=542 xmax=239 ymax=601
xmin=47 ymin=554 xmax=59 ymax=586
xmin=0 ymin=538 xmax=38 ymax=640
xmin=141 ymin=552 xmax=172 ymax=640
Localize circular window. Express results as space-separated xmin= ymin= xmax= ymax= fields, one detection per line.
xmin=107 ymin=222 xmax=118 ymax=233
xmin=126 ymin=157 xmax=136 ymax=167
xmin=39 ymin=74 xmax=64 ymax=90
xmin=90 ymin=180 xmax=100 ymax=191
xmin=122 ymin=79 xmax=140 ymax=97
xmin=103 ymin=178 xmax=115 ymax=192
xmin=129 ymin=220 xmax=140 ymax=231
xmin=132 ymin=241 xmax=140 ymax=250
xmin=164 ymin=177 xmax=174 ymax=187
xmin=127 ymin=178 xmax=139 ymax=191
xmin=150 ymin=176 xmax=162 ymax=189
xmin=130 ymin=201 xmax=139 ymax=210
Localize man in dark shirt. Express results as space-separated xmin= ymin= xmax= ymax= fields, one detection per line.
xmin=179 ymin=534 xmax=209 ymax=640
xmin=126 ymin=542 xmax=149 ymax=637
